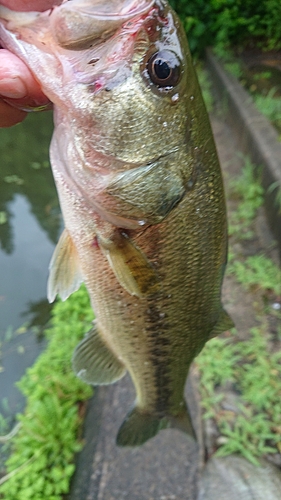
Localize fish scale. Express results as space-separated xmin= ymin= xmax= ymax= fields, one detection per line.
xmin=0 ymin=0 xmax=233 ymax=446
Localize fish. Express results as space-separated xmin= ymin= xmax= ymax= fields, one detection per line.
xmin=0 ymin=0 xmax=233 ymax=447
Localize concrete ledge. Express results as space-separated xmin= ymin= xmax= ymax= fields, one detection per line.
xmin=206 ymin=48 xmax=281 ymax=255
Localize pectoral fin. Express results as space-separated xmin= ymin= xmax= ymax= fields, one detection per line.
xmin=47 ymin=228 xmax=83 ymax=303
xmin=99 ymin=231 xmax=160 ymax=298
xmin=209 ymin=308 xmax=234 ymax=339
xmin=72 ymin=322 xmax=126 ymax=385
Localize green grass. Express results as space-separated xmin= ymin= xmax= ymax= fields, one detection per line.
xmin=226 ymin=157 xmax=280 ymax=296
xmin=223 ymin=61 xmax=243 ymax=80
xmin=0 ymin=286 xmax=94 ymax=500
xmin=253 ymin=88 xmax=281 ymax=135
xmin=228 ymin=157 xmax=264 ymax=239
xmin=197 ymin=326 xmax=281 ymax=465
xmin=228 ymin=255 xmax=281 ymax=296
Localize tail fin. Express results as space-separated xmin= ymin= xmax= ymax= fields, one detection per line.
xmin=116 ymin=402 xmax=196 ymax=447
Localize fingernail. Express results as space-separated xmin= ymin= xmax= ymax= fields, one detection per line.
xmin=0 ymin=77 xmax=27 ymax=99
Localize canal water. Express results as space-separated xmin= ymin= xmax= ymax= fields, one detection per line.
xmin=0 ymin=111 xmax=60 ymax=431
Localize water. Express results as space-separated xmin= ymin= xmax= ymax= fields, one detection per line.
xmin=0 ymin=111 xmax=61 ymax=429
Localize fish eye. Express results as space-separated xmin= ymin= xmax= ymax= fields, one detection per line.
xmin=146 ymin=50 xmax=181 ymax=88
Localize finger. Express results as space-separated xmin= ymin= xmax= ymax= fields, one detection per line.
xmin=0 ymin=50 xmax=49 ymax=108
xmin=0 ymin=99 xmax=27 ymax=127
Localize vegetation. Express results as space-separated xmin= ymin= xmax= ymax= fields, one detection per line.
xmin=197 ymin=326 xmax=281 ymax=465
xmin=253 ymin=89 xmax=281 ymax=136
xmin=221 ymin=58 xmax=281 ymax=138
xmin=227 ymin=157 xmax=264 ymax=239
xmin=0 ymin=286 xmax=93 ymax=500
xmin=228 ymin=255 xmax=281 ymax=296
xmin=196 ymin=158 xmax=281 ymax=465
xmin=170 ymin=0 xmax=281 ymax=55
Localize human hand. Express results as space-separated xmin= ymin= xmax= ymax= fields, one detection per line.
xmin=0 ymin=0 xmax=61 ymax=127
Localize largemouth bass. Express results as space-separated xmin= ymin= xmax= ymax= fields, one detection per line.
xmin=0 ymin=0 xmax=233 ymax=446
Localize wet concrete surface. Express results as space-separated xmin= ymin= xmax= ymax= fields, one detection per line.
xmin=69 ymin=373 xmax=203 ymax=500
